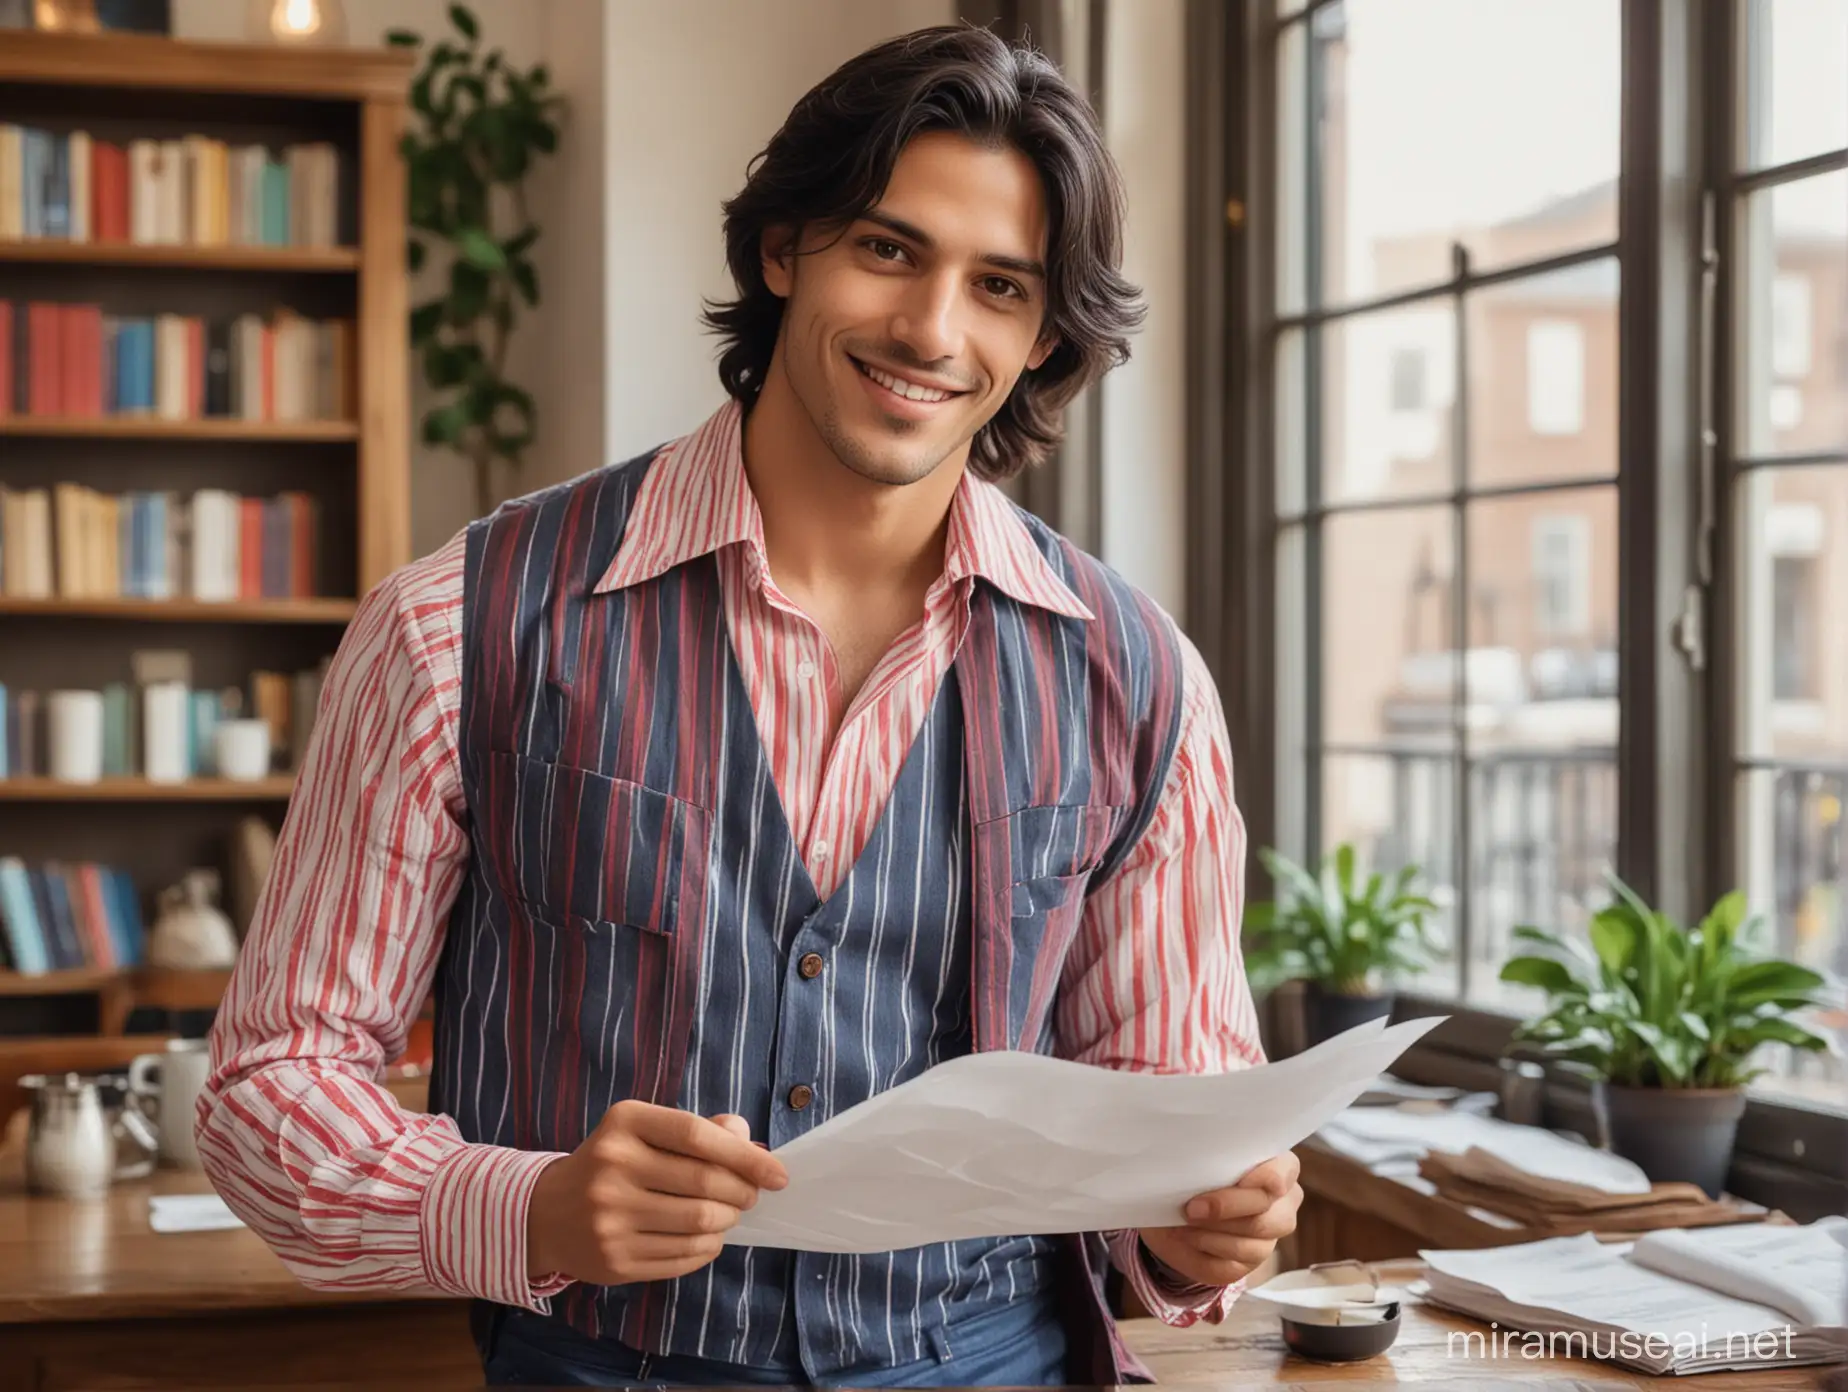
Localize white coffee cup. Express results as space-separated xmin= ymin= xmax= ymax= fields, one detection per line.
xmin=127 ymin=1038 xmax=212 ymax=1170
xmin=213 ymin=719 xmax=272 ymax=782
xmin=48 ymin=689 xmax=104 ymax=783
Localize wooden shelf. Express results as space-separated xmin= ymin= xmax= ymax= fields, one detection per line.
xmin=0 ymin=240 xmax=359 ymax=272
xmin=0 ymin=597 xmax=356 ymax=623
xmin=0 ymin=777 xmax=295 ymax=803
xmin=0 ymin=416 xmax=358 ymax=442
xmin=0 ymin=966 xmax=232 ymax=1005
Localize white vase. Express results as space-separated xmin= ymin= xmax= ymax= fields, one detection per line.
xmin=146 ymin=870 xmax=240 ymax=970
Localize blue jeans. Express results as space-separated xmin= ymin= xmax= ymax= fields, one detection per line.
xmin=477 ymin=1298 xmax=1068 ymax=1387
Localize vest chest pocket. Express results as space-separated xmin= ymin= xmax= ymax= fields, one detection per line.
xmin=978 ymin=802 xmax=1125 ymax=1051
xmin=486 ymin=751 xmax=711 ymax=938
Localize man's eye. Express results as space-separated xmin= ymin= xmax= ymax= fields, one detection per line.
xmin=865 ymin=238 xmax=906 ymax=261
xmin=982 ymin=277 xmax=1025 ymax=301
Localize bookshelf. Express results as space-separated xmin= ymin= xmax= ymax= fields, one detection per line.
xmin=0 ymin=30 xmax=411 ymax=1071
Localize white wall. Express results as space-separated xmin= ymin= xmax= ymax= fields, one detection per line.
xmin=589 ymin=0 xmax=955 ymax=475
xmin=1098 ymin=0 xmax=1186 ymax=618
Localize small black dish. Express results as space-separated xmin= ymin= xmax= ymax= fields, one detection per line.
xmin=1279 ymin=1301 xmax=1402 ymax=1363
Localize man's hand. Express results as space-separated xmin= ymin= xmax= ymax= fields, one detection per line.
xmin=525 ymin=1103 xmax=788 ymax=1285
xmin=1137 ymin=1150 xmax=1303 ymax=1288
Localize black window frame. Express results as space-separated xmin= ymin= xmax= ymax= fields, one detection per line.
xmin=1186 ymin=0 xmax=1846 ymax=1219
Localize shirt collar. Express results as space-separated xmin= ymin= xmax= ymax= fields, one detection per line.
xmin=594 ymin=398 xmax=1094 ymax=623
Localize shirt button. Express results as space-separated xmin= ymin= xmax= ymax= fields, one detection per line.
xmin=812 ymin=838 xmax=831 ymax=859
xmin=796 ymin=659 xmax=817 ymax=680
xmin=788 ymin=1084 xmax=815 ymax=1111
xmin=798 ymin=952 xmax=825 ymax=980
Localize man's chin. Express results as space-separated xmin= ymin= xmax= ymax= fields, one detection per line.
xmin=830 ymin=437 xmax=949 ymax=488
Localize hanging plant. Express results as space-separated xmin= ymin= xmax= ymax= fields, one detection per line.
xmin=388 ymin=4 xmax=561 ymax=514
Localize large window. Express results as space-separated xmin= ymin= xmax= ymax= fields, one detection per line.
xmin=1273 ymin=0 xmax=1622 ymax=1003
xmin=1264 ymin=0 xmax=1844 ymax=1116
xmin=1725 ymin=0 xmax=1847 ymax=1108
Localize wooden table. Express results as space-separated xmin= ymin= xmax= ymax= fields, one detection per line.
xmin=1 ymin=1123 xmax=1836 ymax=1390
xmin=0 ymin=1150 xmax=479 ymax=1392
xmin=1128 ymin=1262 xmax=1839 ymax=1390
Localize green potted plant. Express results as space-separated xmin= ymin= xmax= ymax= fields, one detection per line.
xmin=1500 ymin=879 xmax=1838 ymax=1197
xmin=388 ymin=5 xmax=562 ymax=516
xmin=1243 ymin=844 xmax=1443 ymax=1045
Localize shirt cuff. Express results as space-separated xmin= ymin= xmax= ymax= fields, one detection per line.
xmin=420 ymin=1143 xmax=576 ymax=1310
xmin=1107 ymin=1229 xmax=1245 ymax=1327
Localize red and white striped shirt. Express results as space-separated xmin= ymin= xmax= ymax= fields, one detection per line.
xmin=198 ymin=399 xmax=1262 ymax=1333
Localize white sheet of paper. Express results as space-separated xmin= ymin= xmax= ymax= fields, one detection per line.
xmin=148 ymin=1192 xmax=245 ymax=1233
xmin=726 ymin=1014 xmax=1446 ymax=1254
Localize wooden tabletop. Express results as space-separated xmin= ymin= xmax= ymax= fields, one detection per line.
xmin=0 ymin=1118 xmax=447 ymax=1324
xmin=1126 ymin=1263 xmax=1839 ymax=1389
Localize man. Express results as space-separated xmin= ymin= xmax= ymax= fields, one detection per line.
xmin=199 ymin=23 xmax=1300 ymax=1389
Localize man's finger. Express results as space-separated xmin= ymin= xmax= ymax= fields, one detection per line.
xmin=1171 ymin=1229 xmax=1276 ymax=1268
xmin=1188 ymin=1197 xmax=1300 ymax=1241
xmin=628 ymin=1148 xmax=762 ymax=1210
xmin=1183 ymin=1185 xmax=1274 ymax=1224
xmin=1238 ymin=1152 xmax=1300 ymax=1197
xmin=631 ymin=1107 xmax=789 ymax=1190
xmin=632 ymin=1193 xmax=747 ymax=1237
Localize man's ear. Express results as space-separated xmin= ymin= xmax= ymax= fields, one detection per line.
xmin=761 ymin=226 xmax=797 ymax=299
xmin=1025 ymin=334 xmax=1061 ymax=373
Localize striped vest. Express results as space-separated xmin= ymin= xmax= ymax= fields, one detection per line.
xmin=428 ymin=448 xmax=1186 ymax=1382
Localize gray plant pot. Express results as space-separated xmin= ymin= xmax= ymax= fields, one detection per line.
xmin=1304 ymin=982 xmax=1393 ymax=1045
xmin=1595 ymin=1083 xmax=1747 ymax=1198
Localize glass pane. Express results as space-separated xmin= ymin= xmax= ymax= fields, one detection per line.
xmin=1320 ymin=305 xmax=1457 ymax=504
xmin=1278 ymin=327 xmax=1308 ymax=517
xmin=1739 ymin=171 xmax=1848 ymax=459
xmin=1276 ymin=17 xmax=1308 ymax=315
xmin=1735 ymin=466 xmax=1848 ymax=760
xmin=1467 ymin=755 xmax=1618 ymax=1008
xmin=1465 ymin=488 xmax=1620 ymax=687
xmin=1468 ymin=261 xmax=1621 ymax=488
xmin=1321 ymin=752 xmax=1461 ymax=995
xmin=1321 ymin=507 xmax=1457 ymax=746
xmin=1313 ymin=0 xmax=1620 ymax=306
xmin=1737 ymin=767 xmax=1847 ymax=1110
xmin=1744 ymin=0 xmax=1848 ymax=172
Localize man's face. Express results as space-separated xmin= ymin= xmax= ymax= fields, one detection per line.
xmin=760 ymin=130 xmax=1058 ymax=488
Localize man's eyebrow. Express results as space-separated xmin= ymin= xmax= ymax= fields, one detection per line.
xmin=858 ymin=209 xmax=1047 ymax=281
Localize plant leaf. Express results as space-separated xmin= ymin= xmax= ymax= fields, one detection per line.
xmin=449 ymin=4 xmax=479 ymax=40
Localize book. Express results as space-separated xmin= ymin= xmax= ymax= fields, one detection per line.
xmin=1418 ymin=1220 xmax=1848 ymax=1374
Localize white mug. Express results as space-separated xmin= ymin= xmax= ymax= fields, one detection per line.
xmin=127 ymin=1038 xmax=212 ymax=1170
xmin=48 ymin=690 xmax=104 ymax=784
xmin=214 ymin=719 xmax=272 ymax=782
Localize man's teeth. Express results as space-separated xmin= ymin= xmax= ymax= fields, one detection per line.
xmin=861 ymin=361 xmax=955 ymax=403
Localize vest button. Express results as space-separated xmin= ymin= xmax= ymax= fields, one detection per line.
xmin=798 ymin=952 xmax=825 ymax=980
xmin=788 ymin=1084 xmax=814 ymax=1111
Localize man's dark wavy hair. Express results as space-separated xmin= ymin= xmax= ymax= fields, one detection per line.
xmin=700 ymin=24 xmax=1145 ymax=483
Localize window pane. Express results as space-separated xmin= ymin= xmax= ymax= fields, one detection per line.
xmin=1469 ymin=260 xmax=1621 ymax=487
xmin=1312 ymin=0 xmax=1620 ymax=306
xmin=1322 ymin=752 xmax=1461 ymax=995
xmin=1468 ymin=754 xmax=1618 ymax=1007
xmin=1743 ymin=0 xmax=1848 ymax=172
xmin=1466 ymin=488 xmax=1619 ymax=665
xmin=1737 ymin=767 xmax=1847 ymax=1110
xmin=1276 ymin=17 xmax=1308 ymax=315
xmin=1321 ymin=306 xmax=1457 ymax=504
xmin=1735 ymin=466 xmax=1848 ymax=760
xmin=1321 ymin=507 xmax=1456 ymax=746
xmin=1463 ymin=489 xmax=1618 ymax=1005
xmin=1278 ymin=328 xmax=1308 ymax=517
xmin=1739 ymin=171 xmax=1848 ymax=458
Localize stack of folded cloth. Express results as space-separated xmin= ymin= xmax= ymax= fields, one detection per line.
xmin=1419 ymin=1146 xmax=1776 ymax=1235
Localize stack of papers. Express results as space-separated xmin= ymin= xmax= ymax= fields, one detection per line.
xmin=1419 ymin=1221 xmax=1848 ymax=1374
xmin=1419 ymin=1146 xmax=1770 ymax=1235
xmin=1318 ymin=1105 xmax=1652 ymax=1192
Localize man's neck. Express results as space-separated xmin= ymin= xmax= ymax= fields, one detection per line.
xmin=740 ymin=382 xmax=963 ymax=601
